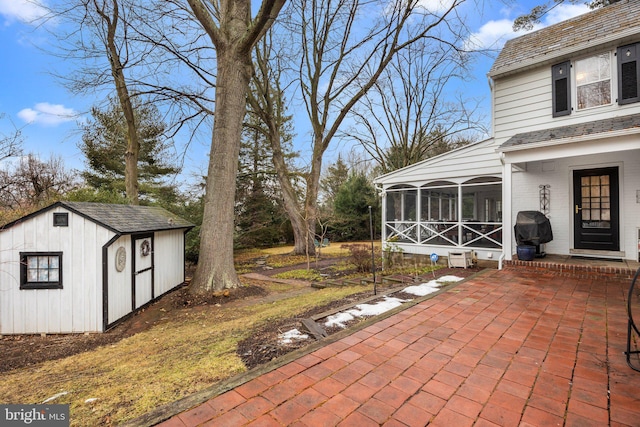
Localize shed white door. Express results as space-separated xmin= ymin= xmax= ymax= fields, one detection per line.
xmin=133 ymin=236 xmax=154 ymax=309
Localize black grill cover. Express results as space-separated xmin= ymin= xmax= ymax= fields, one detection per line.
xmin=514 ymin=211 xmax=553 ymax=246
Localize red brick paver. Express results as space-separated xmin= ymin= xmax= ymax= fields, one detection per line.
xmin=157 ymin=268 xmax=640 ymax=426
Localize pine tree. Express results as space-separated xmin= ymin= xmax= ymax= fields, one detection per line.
xmin=332 ymin=173 xmax=379 ymax=241
xmin=320 ymin=155 xmax=349 ymax=212
xmin=235 ymin=113 xmax=292 ymax=248
xmin=78 ymin=97 xmax=180 ymax=204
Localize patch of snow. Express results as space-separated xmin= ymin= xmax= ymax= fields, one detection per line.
xmin=435 ymin=275 xmax=464 ymax=283
xmin=324 ymin=312 xmax=355 ymax=328
xmin=324 ymin=296 xmax=407 ymax=328
xmin=42 ymin=391 xmax=68 ymax=403
xmin=278 ymin=328 xmax=309 ymax=344
xmin=402 ymin=275 xmax=463 ymax=297
xmin=402 ymin=283 xmax=440 ymax=296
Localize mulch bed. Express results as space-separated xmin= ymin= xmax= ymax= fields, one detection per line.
xmin=237 ymin=267 xmax=481 ymax=369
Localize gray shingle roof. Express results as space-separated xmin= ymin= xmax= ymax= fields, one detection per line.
xmin=499 ymin=112 xmax=640 ymax=149
xmin=490 ymin=0 xmax=640 ymax=77
xmin=61 ymin=202 xmax=193 ymax=233
xmin=1 ymin=201 xmax=194 ymax=233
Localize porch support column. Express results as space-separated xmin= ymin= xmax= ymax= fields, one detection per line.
xmin=502 ymin=155 xmax=513 ymax=260
xmin=458 ymin=184 xmax=463 ymax=246
xmin=381 ymin=189 xmax=387 ymax=242
xmin=416 ymin=187 xmax=421 ymax=243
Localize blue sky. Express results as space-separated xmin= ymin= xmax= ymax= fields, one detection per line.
xmin=0 ymin=0 xmax=592 ymax=178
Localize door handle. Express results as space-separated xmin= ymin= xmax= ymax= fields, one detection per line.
xmin=575 ymin=205 xmax=582 ymax=214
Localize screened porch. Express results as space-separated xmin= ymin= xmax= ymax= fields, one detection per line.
xmin=383 ymin=177 xmax=503 ymax=250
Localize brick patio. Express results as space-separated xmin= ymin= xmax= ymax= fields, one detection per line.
xmin=153 ymin=266 xmax=640 ymax=426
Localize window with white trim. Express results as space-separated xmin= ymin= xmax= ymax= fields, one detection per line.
xmin=575 ymin=53 xmax=612 ymax=110
xmin=552 ymin=43 xmax=640 ymax=116
xmin=20 ymin=252 xmax=63 ymax=289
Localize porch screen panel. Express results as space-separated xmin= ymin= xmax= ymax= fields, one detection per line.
xmin=404 ymin=190 xmax=417 ymax=221
xmin=386 ymin=192 xmax=402 ymax=221
xmin=460 ymin=181 xmax=502 ymax=248
xmin=580 ymin=175 xmax=611 ymax=229
xmin=420 ymin=187 xmax=457 ymax=221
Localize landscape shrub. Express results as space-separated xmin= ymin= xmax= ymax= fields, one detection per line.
xmin=342 ymin=244 xmax=379 ymax=273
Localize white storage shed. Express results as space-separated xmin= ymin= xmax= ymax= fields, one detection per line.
xmin=0 ymin=202 xmax=194 ymax=334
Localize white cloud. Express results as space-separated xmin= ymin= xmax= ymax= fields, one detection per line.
xmin=18 ymin=103 xmax=77 ymax=126
xmin=417 ymin=0 xmax=457 ymax=14
xmin=0 ymin=0 xmax=48 ymax=24
xmin=464 ymin=19 xmax=516 ymax=51
xmin=543 ymin=3 xmax=590 ymax=25
xmin=465 ymin=3 xmax=592 ymax=51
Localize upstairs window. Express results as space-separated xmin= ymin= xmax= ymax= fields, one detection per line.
xmin=575 ymin=53 xmax=611 ymax=110
xmin=551 ymin=44 xmax=640 ymax=117
xmin=618 ymin=43 xmax=640 ymax=105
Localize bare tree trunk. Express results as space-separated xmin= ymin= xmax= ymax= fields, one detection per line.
xmin=191 ymin=49 xmax=252 ymax=293
xmin=97 ymin=0 xmax=140 ymax=205
xmin=269 ymin=132 xmax=309 ymax=254
xmin=299 ymin=135 xmax=325 ymax=254
xmin=186 ymin=0 xmax=286 ymax=294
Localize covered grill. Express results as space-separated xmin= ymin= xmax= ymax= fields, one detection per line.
xmin=514 ymin=211 xmax=553 ymax=258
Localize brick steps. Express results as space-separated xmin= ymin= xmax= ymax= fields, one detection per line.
xmin=504 ymin=258 xmax=638 ymax=280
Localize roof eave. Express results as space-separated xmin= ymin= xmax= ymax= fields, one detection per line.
xmin=373 ymin=138 xmax=494 ymax=184
xmin=497 ymin=127 xmax=640 ymax=153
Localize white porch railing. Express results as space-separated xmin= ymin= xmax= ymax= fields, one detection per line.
xmin=385 ymin=221 xmax=502 ymax=249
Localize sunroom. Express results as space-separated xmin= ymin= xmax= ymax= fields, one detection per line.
xmin=374 ymin=138 xmax=505 ymax=261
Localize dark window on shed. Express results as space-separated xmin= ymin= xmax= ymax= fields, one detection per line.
xmin=552 ymin=61 xmax=571 ymax=117
xmin=53 ymin=212 xmax=69 ymax=227
xmin=20 ymin=252 xmax=63 ymax=290
xmin=618 ymin=43 xmax=640 ymax=105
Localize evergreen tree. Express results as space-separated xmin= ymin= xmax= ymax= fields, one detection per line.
xmin=319 ymin=155 xmax=349 ymax=212
xmin=382 ymin=125 xmax=472 ymax=173
xmin=332 ymin=173 xmax=379 ymax=241
xmin=235 ymin=113 xmax=292 ymax=248
xmin=78 ymin=97 xmax=180 ymax=204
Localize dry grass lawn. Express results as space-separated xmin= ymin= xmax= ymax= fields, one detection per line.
xmin=0 ymin=274 xmax=370 ymax=426
xmin=0 ymin=242 xmax=402 ymax=426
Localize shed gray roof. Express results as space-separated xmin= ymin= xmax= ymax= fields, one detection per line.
xmin=490 ymin=0 xmax=640 ymax=77
xmin=1 ymin=201 xmax=194 ymax=234
xmin=499 ymin=113 xmax=640 ymax=149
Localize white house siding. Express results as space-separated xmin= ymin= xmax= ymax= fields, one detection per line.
xmin=153 ymin=230 xmax=186 ymax=296
xmin=510 ymin=149 xmax=640 ymax=261
xmin=493 ymin=60 xmax=640 ymax=147
xmin=106 ymin=235 xmax=132 ymax=327
xmin=493 ymin=68 xmax=549 ymax=145
xmin=0 ymin=206 xmax=113 ymax=334
xmin=376 ymin=139 xmax=502 ymax=188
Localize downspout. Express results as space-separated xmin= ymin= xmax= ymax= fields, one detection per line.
xmin=499 ymin=152 xmax=507 ymax=270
